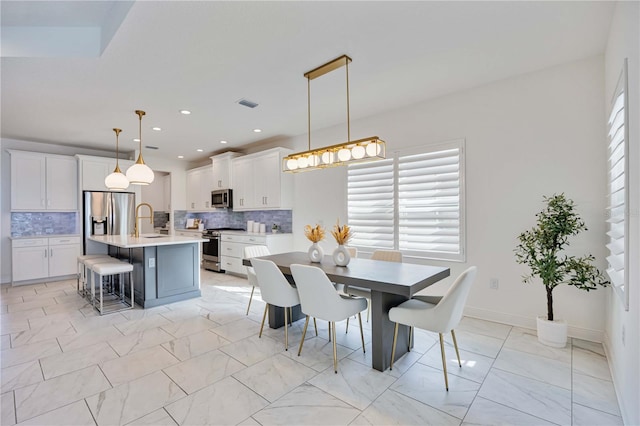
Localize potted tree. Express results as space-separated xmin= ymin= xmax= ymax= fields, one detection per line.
xmin=515 ymin=194 xmax=609 ymax=347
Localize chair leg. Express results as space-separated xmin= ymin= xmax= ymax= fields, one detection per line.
xmin=298 ymin=315 xmax=310 ymax=356
xmin=366 ymin=299 xmax=370 ymax=322
xmin=284 ymin=305 xmax=289 ymax=350
xmin=328 ymin=321 xmax=331 ymax=342
xmin=357 ymin=312 xmax=365 ymax=353
xmin=345 ymin=317 xmax=349 ymax=333
xmin=390 ymin=322 xmax=399 ymax=370
xmin=289 ymin=307 xmax=293 ymax=326
xmin=439 ymin=333 xmax=449 ymax=391
xmin=246 ymin=286 xmax=255 ymax=315
xmin=259 ymin=304 xmax=268 ymax=338
xmin=313 ymin=317 xmax=318 ymax=336
xmin=451 ymin=329 xmax=462 ymax=367
xmin=408 ymin=326 xmax=413 ymax=352
xmin=332 ymin=321 xmax=338 ymax=373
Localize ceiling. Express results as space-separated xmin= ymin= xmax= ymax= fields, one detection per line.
xmin=1 ymin=1 xmax=614 ymax=162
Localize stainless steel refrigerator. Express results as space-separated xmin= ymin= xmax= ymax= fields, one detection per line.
xmin=83 ymin=191 xmax=135 ymax=255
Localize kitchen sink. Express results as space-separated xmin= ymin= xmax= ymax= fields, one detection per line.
xmin=140 ymin=234 xmax=166 ymax=239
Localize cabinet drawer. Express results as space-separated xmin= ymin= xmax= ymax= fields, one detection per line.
xmin=220 ymin=256 xmax=245 ymax=275
xmin=12 ymin=239 xmax=47 ymax=248
xmin=221 ymin=242 xmax=244 ymax=258
xmin=221 ymin=234 xmax=266 ymax=244
xmin=49 ymin=236 xmax=81 ymax=246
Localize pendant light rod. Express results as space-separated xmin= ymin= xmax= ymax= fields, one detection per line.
xmin=113 ymin=128 xmax=122 ymax=172
xmin=346 ymin=59 xmax=350 ymax=142
xmin=135 ymin=110 xmax=146 ymax=164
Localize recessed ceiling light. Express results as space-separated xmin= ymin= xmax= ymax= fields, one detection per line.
xmin=152 ymin=127 xmax=162 ymax=131
xmin=133 ymin=138 xmax=140 ymax=142
xmin=178 ymin=155 xmax=184 ymax=159
xmin=253 ymin=128 xmax=262 ymax=133
xmin=196 ymin=149 xmax=204 ymax=152
xmin=179 ymin=110 xmax=191 ymax=115
xmin=220 ymin=140 xmax=228 ymax=144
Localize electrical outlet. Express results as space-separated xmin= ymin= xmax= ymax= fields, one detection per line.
xmin=149 ymin=257 xmax=156 ymax=268
xmin=489 ymin=278 xmax=499 ymax=289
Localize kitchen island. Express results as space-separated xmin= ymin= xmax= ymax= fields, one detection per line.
xmin=89 ymin=234 xmax=205 ymax=308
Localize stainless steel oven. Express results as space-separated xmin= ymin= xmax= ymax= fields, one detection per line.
xmin=201 ymin=228 xmax=245 ymax=272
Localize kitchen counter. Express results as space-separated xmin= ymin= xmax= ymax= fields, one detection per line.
xmin=89 ymin=234 xmax=205 ymax=248
xmin=89 ymin=234 xmax=203 ymax=308
xmin=220 ymin=230 xmax=292 ymax=236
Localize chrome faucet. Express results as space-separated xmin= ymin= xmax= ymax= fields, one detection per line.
xmin=134 ymin=202 xmax=154 ymax=238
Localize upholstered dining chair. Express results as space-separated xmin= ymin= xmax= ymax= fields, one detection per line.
xmin=251 ymin=258 xmax=303 ymax=350
xmin=389 ymin=266 xmax=477 ymax=391
xmin=243 ymin=245 xmax=271 ymax=315
xmin=345 ymin=249 xmax=403 ymax=330
xmin=290 ymin=264 xmax=367 ymax=373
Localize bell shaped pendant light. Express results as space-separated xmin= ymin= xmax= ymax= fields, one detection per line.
xmin=105 ymin=128 xmax=130 ymax=190
xmin=126 ymin=110 xmax=155 ymax=185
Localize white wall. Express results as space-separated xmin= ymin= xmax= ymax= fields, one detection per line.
xmin=287 ymin=56 xmax=609 ymax=341
xmin=604 ymin=2 xmax=639 ymax=424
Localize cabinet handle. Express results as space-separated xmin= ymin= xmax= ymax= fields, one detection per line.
xmin=227 ymin=247 xmax=232 ymax=251
xmin=47 ymin=200 xmax=51 ymax=207
xmin=191 ymin=203 xmax=195 ymax=209
xmin=44 ymin=249 xmax=47 ymax=258
xmin=41 ymin=199 xmax=45 ymax=207
xmin=58 ymin=239 xmax=70 ymax=243
xmin=218 ymin=180 xmax=222 ymax=187
xmin=205 ymin=202 xmax=209 ymax=208
xmin=50 ymin=249 xmax=53 ymax=257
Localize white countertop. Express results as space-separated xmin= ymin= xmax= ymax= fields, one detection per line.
xmin=89 ymin=234 xmax=206 ymax=248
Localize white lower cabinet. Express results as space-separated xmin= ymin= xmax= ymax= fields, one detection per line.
xmin=12 ymin=236 xmax=81 ymax=284
xmin=220 ymin=232 xmax=293 ymax=275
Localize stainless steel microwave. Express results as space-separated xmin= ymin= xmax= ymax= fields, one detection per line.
xmin=211 ymin=189 xmax=232 ymax=208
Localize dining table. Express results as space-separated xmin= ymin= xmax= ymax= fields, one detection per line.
xmin=243 ymin=251 xmax=450 ymax=371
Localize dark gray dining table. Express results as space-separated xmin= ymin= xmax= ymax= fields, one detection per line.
xmin=243 ymin=251 xmax=450 ymax=371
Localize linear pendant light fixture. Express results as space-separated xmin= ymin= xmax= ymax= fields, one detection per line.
xmin=126 ymin=110 xmax=155 ymax=185
xmin=104 ymin=128 xmax=130 ymax=190
xmin=283 ymin=55 xmax=385 ymax=172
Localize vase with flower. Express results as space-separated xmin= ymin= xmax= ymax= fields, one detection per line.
xmin=331 ymin=219 xmax=353 ymax=266
xmin=304 ymin=224 xmax=325 ymax=262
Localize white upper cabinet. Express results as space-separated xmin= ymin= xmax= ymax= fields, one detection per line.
xmin=77 ymin=155 xmax=135 ymax=192
xmin=186 ymin=166 xmax=214 ymax=211
xmin=10 ymin=150 xmax=77 ymax=211
xmin=231 ymin=147 xmax=292 ymax=211
xmin=210 ymin=152 xmax=241 ymax=189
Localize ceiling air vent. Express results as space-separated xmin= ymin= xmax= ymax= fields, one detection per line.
xmin=145 ymin=145 xmax=159 ymax=150
xmin=237 ymin=98 xmax=259 ymax=108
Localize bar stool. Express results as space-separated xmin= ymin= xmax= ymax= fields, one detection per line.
xmin=77 ymin=254 xmax=112 ymax=296
xmin=90 ymin=261 xmax=134 ymax=315
xmin=83 ymin=256 xmax=121 ymax=302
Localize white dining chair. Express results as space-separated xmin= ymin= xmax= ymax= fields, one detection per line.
xmin=243 ymin=245 xmax=271 ymax=315
xmin=389 ymin=266 xmax=477 ymax=391
xmin=251 ymin=258 xmax=302 ymax=350
xmin=290 ymin=263 xmax=367 ymax=373
xmin=345 ymin=249 xmax=403 ymax=330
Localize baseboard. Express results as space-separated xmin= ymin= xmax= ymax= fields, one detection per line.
xmin=464 ymin=306 xmax=605 ymax=343
xmin=603 ymin=332 xmax=631 ymax=425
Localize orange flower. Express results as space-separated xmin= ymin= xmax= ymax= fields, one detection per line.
xmin=331 ymin=218 xmax=353 ymax=245
xmin=304 ymin=224 xmax=325 ymax=243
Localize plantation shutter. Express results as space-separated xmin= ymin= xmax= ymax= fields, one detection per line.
xmin=606 ymin=59 xmax=629 ymax=310
xmin=397 ymin=142 xmax=464 ymax=261
xmin=347 ymin=159 xmax=395 ymax=250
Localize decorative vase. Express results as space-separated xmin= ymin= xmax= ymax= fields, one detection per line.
xmin=332 ymin=245 xmax=351 ymax=266
xmin=536 ymin=316 xmax=567 ymax=348
xmin=308 ymin=243 xmax=324 ymax=263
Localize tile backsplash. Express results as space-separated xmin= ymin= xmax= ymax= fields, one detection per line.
xmin=11 ymin=212 xmax=78 ymax=237
xmin=173 ymin=210 xmax=292 ymax=233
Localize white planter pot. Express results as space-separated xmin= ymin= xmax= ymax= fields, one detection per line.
xmin=536 ymin=316 xmax=568 ymax=348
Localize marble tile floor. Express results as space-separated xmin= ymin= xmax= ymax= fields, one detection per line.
xmin=0 ymin=271 xmax=623 ymax=426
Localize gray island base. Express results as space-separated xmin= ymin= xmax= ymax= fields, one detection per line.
xmin=89 ymin=235 xmax=203 ymax=308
